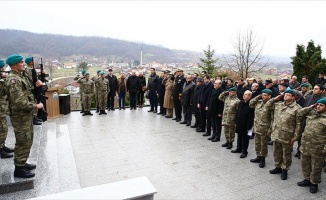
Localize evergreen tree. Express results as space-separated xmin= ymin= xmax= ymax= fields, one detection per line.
xmin=198 ymin=45 xmax=218 ymax=78
xmin=291 ymin=40 xmax=326 ymax=82
xmin=77 ymin=61 xmax=89 ymax=72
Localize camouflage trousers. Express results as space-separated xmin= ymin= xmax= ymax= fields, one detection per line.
xmin=11 ymin=112 xmax=33 ymax=167
xmin=301 ymin=154 xmax=325 ymax=184
xmin=273 ymin=140 xmax=293 ymax=170
xmin=224 ymin=125 xmax=236 ymax=142
xmin=98 ymin=92 xmax=107 ymax=111
xmin=94 ymin=91 xmax=99 ymax=108
xmin=82 ymin=93 xmax=93 ymax=112
xmin=255 ymin=134 xmax=269 ymax=157
xmin=80 ymin=92 xmax=84 ymax=111
xmin=0 ymin=116 xmax=8 ymax=149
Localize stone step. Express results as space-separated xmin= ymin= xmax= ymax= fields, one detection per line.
xmin=0 ymin=119 xmax=44 ymax=195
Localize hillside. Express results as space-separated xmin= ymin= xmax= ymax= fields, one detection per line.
xmin=0 ymin=29 xmax=201 ymax=63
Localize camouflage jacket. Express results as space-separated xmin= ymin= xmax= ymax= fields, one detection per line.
xmin=74 ymin=74 xmax=84 ymax=92
xmin=5 ymin=71 xmax=37 ymax=114
xmin=91 ymin=75 xmax=101 ymax=92
xmin=94 ymin=78 xmax=109 ymax=93
xmin=219 ymin=92 xmax=240 ymax=125
xmin=249 ymin=96 xmax=274 ymax=135
xmin=300 ymin=90 xmax=313 ymax=99
xmin=298 ymin=107 xmax=326 ymax=158
xmin=0 ymin=79 xmax=8 ymax=117
xmin=77 ymin=78 xmax=94 ymax=95
xmin=265 ymin=99 xmax=302 ymax=144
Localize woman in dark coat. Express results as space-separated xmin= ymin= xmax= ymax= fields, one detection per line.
xmin=232 ymin=90 xmax=255 ymax=158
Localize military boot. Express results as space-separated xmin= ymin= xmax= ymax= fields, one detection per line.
xmin=88 ymin=111 xmax=93 ymax=116
xmin=250 ymin=156 xmax=261 ymax=163
xmin=82 ymin=112 xmax=88 ymax=116
xmin=281 ymin=169 xmax=288 ymax=180
xmin=96 ymin=107 xmax=99 ymax=113
xmin=2 ymin=146 xmax=14 ymax=153
xmin=24 ymin=163 xmax=36 ymax=170
xmin=259 ymin=157 xmax=265 ymax=168
xmin=14 ymin=166 xmax=35 ymax=178
xmin=221 ymin=141 xmax=230 ymax=147
xmin=0 ymin=148 xmax=13 ymax=159
xmin=297 ymin=179 xmax=311 ymax=187
xmin=269 ymin=167 xmax=282 ymax=174
xmin=226 ymin=142 xmax=233 ymax=149
xmin=310 ymin=184 xmax=318 ymax=193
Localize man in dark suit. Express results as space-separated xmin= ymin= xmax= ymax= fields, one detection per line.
xmin=157 ymin=71 xmax=166 ymax=115
xmin=172 ymin=69 xmax=186 ymax=122
xmin=207 ymin=80 xmax=224 ymax=142
xmin=105 ymin=69 xmax=118 ymax=111
xmin=190 ymin=77 xmax=204 ymax=128
xmin=180 ymin=75 xmax=195 ymax=126
xmin=265 ymin=79 xmax=279 ymax=98
xmin=197 ymin=74 xmax=214 ymax=136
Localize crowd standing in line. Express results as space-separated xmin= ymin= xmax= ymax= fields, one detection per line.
xmin=1 ymin=54 xmax=326 ymax=194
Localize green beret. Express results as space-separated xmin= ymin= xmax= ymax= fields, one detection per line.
xmin=0 ymin=59 xmax=5 ymax=68
xmin=261 ymin=89 xmax=272 ymax=95
xmin=25 ymin=57 xmax=33 ymax=64
xmin=6 ymin=54 xmax=23 ymax=65
xmin=85 ymin=72 xmax=90 ymax=76
xmin=301 ymin=83 xmax=309 ymax=88
xmin=317 ymin=98 xmax=326 ymax=105
xmin=284 ymin=88 xmax=295 ymax=95
xmin=97 ymin=70 xmax=101 ymax=73
xmin=228 ymin=87 xmax=236 ymax=92
xmin=100 ymin=72 xmax=105 ymax=75
xmin=81 ymin=69 xmax=86 ymax=74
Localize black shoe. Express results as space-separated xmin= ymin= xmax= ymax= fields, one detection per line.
xmin=102 ymin=110 xmax=107 ymax=115
xmin=231 ymin=149 xmax=242 ymax=153
xmin=268 ymin=141 xmax=274 ymax=145
xmin=88 ymin=111 xmax=93 ymax=116
xmin=259 ymin=157 xmax=265 ymax=168
xmin=172 ymin=118 xmax=177 ymax=120
xmin=297 ymin=179 xmax=311 ymax=187
xmin=269 ymin=167 xmax=282 ymax=174
xmin=2 ymin=146 xmax=14 ymax=153
xmin=212 ymin=138 xmax=220 ymax=142
xmin=14 ymin=166 xmax=35 ymax=178
xmin=119 ymin=108 xmax=122 ymax=110
xmin=165 ymin=116 xmax=172 ymax=118
xmin=1 ymin=150 xmax=13 ymax=159
xmin=294 ymin=152 xmax=300 ymax=157
xmin=226 ymin=142 xmax=233 ymax=149
xmin=80 ymin=110 xmax=84 ymax=113
xmin=24 ymin=163 xmax=36 ymax=170
xmin=202 ymin=132 xmax=210 ymax=137
xmin=35 ymin=117 xmax=43 ymax=122
xmin=190 ymin=125 xmax=198 ymax=128
xmin=82 ymin=112 xmax=87 ymax=116
xmin=208 ymin=136 xmax=215 ymax=140
xmin=196 ymin=129 xmax=205 ymax=133
xmin=96 ymin=110 xmax=99 ymax=113
xmin=221 ymin=141 xmax=230 ymax=147
xmin=33 ymin=118 xmax=42 ymax=125
xmin=240 ymin=153 xmax=247 ymax=158
xmin=310 ymin=184 xmax=318 ymax=193
xmin=180 ymin=121 xmax=187 ymax=124
xmin=186 ymin=122 xmax=191 ymax=126
xmin=111 ymin=108 xmax=115 ymax=111
xmin=134 ymin=107 xmax=137 ymax=110
xmin=281 ymin=169 xmax=288 ymax=180
xmin=250 ymin=156 xmax=261 ymax=163
xmin=176 ymin=119 xmax=181 ymax=122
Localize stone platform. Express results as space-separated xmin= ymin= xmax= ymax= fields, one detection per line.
xmin=1 ymin=108 xmax=326 ymax=199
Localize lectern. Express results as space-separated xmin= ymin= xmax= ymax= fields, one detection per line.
xmin=45 ymin=86 xmax=63 ymax=119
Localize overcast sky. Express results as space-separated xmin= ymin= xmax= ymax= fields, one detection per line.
xmin=1 ymin=1 xmax=326 ymax=59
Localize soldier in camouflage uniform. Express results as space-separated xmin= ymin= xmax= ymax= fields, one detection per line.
xmin=219 ymin=87 xmax=240 ymax=149
xmin=77 ymin=72 xmax=94 ymax=116
xmin=91 ymin=70 xmax=101 ymax=113
xmin=297 ymin=98 xmax=326 ymax=193
xmin=0 ymin=59 xmax=14 ymax=158
xmin=74 ymin=69 xmax=86 ymax=113
xmin=300 ymin=83 xmax=313 ymax=99
xmin=95 ymin=71 xmax=109 ymax=115
xmin=249 ymin=89 xmax=274 ymax=168
xmin=266 ymin=89 xmax=302 ymax=180
xmin=5 ymin=54 xmax=44 ymax=178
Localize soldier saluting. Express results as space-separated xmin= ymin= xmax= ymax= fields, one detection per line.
xmin=5 ymin=54 xmax=43 ymax=178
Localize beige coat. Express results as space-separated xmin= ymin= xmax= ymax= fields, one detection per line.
xmin=163 ymin=79 xmax=174 ymax=109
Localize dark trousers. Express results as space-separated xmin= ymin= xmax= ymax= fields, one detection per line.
xmin=173 ymin=96 xmax=182 ymax=119
xmin=236 ymin=132 xmax=250 ymax=154
xmin=149 ymin=90 xmax=158 ymax=111
xmin=118 ymin=91 xmax=126 ymax=109
xmin=107 ymin=93 xmax=115 ymax=109
xmin=211 ymin=116 xmax=222 ymax=139
xmin=137 ymin=91 xmax=144 ymax=105
xmin=297 ymin=136 xmax=302 ymax=153
xmin=194 ymin=111 xmax=200 ymax=126
xmin=199 ymin=109 xmax=207 ymax=131
xmin=158 ymin=95 xmax=166 ymax=114
xmin=129 ymin=92 xmax=137 ymax=108
xmin=182 ymin=105 xmax=192 ymax=123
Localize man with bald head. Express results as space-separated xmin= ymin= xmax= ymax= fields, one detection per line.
xmin=127 ymin=70 xmax=140 ymax=110
xmin=290 ymin=75 xmax=301 ymax=89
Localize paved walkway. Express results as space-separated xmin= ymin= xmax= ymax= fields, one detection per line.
xmin=54 ymin=108 xmax=326 ymax=199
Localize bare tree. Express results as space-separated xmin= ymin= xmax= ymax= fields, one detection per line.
xmin=222 ymin=29 xmax=269 ymax=79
